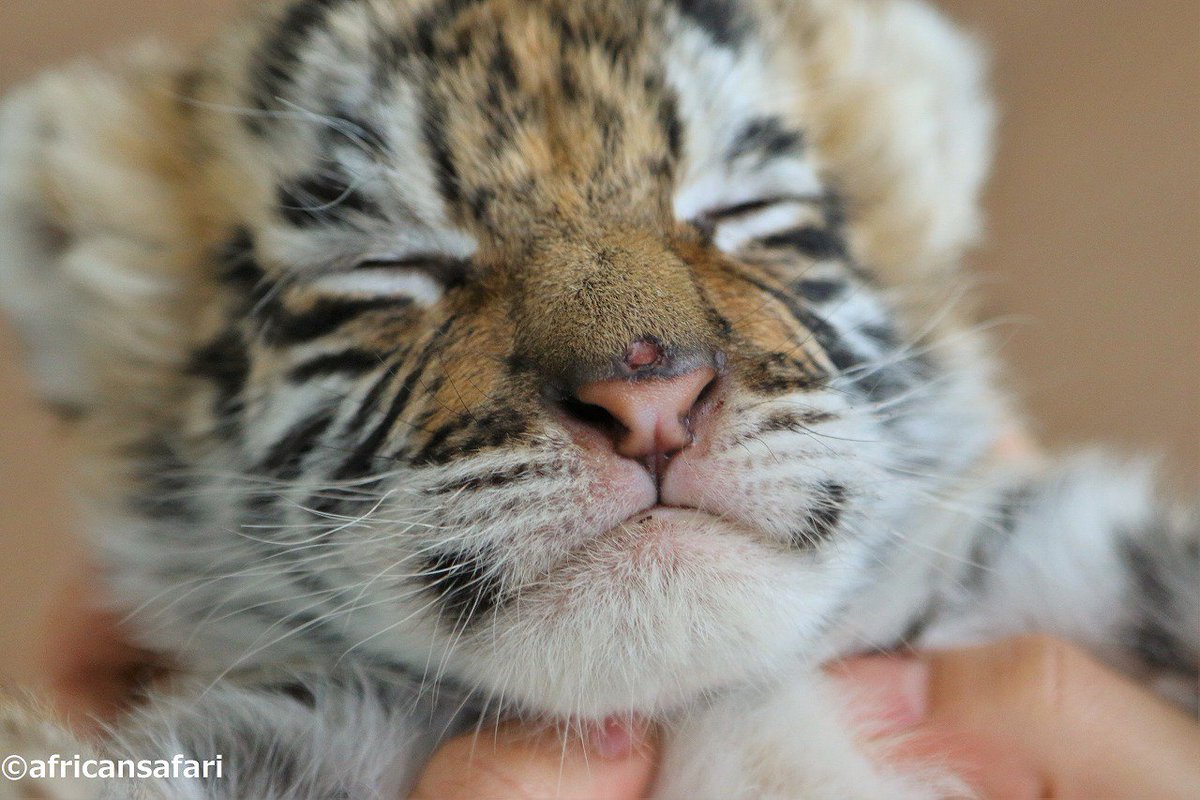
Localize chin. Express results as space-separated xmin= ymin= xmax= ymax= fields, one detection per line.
xmin=445 ymin=510 xmax=844 ymax=718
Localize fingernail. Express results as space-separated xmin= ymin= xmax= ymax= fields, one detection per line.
xmin=829 ymin=656 xmax=930 ymax=734
xmin=593 ymin=716 xmax=639 ymax=760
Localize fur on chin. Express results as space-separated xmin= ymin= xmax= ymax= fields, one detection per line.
xmin=446 ymin=514 xmax=845 ymax=717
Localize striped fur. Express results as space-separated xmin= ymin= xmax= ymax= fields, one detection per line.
xmin=0 ymin=1 xmax=1194 ymax=797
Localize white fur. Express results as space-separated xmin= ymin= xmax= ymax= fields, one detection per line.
xmin=0 ymin=2 xmax=1192 ymax=799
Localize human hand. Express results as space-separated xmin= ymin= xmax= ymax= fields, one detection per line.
xmin=410 ymin=719 xmax=657 ymax=800
xmin=39 ymin=567 xmax=162 ymax=730
xmin=412 ymin=634 xmax=1199 ymax=800
xmin=831 ymin=634 xmax=1200 ymax=799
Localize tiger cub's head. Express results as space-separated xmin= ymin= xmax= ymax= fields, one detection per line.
xmin=0 ymin=0 xmax=1000 ymax=716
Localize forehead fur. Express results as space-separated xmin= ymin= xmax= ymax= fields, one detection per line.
xmin=185 ymin=0 xmax=807 ymax=265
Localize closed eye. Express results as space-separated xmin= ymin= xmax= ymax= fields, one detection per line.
xmin=701 ymin=194 xmax=835 ymax=256
xmin=308 ymin=256 xmax=467 ymax=306
xmin=702 ymin=194 xmax=820 ymax=222
xmin=354 ymin=255 xmax=468 ymax=287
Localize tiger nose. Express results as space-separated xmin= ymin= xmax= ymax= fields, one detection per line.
xmin=572 ymin=360 xmax=717 ymax=460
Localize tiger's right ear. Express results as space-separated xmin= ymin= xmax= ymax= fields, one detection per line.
xmin=0 ymin=48 xmax=196 ymax=417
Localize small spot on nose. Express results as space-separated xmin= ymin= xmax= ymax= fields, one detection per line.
xmin=624 ymin=338 xmax=664 ymax=370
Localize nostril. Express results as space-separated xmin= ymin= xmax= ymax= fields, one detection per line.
xmin=558 ymin=395 xmax=624 ymax=436
xmin=693 ymin=373 xmax=719 ymax=410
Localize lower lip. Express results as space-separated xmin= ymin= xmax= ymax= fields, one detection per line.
xmin=624 ymin=505 xmax=717 ymax=525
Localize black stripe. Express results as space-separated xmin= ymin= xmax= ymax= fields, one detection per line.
xmin=659 ymin=92 xmax=684 ymax=161
xmin=791 ymin=482 xmax=846 ymax=547
xmin=1122 ymin=532 xmax=1197 ymax=674
xmin=727 ymin=116 xmax=804 ymax=163
xmin=257 ymin=411 xmax=336 ymax=478
xmin=354 ymin=255 xmax=469 ymax=290
xmin=415 ymin=406 xmax=530 ymax=466
xmin=740 ymin=350 xmax=825 ymax=395
xmin=247 ymin=0 xmax=356 ymax=133
xmin=490 ymin=33 xmax=520 ymax=93
xmin=758 ymin=226 xmax=848 ymax=261
xmin=756 ymin=409 xmax=837 ymax=434
xmin=424 ymin=462 xmax=554 ymax=495
xmin=277 ymin=173 xmax=383 ymax=227
xmin=188 ymin=329 xmax=251 ymax=419
xmin=264 ymin=297 xmax=410 ymax=345
xmin=342 ymin=348 xmax=414 ymax=433
xmin=334 ymin=318 xmax=453 ymax=479
xmin=896 ymin=601 xmax=940 ymax=648
xmin=240 ymin=603 xmax=345 ymax=650
xmin=127 ymin=438 xmax=199 ymax=523
xmin=420 ymin=547 xmax=505 ymax=629
xmin=860 ymin=322 xmax=899 ymax=350
xmin=321 ymin=108 xmax=389 ymax=154
xmin=422 ymin=94 xmax=461 ymax=208
xmin=289 ymin=349 xmax=386 ymax=382
xmin=216 ymin=229 xmax=269 ymax=294
xmin=794 ymin=278 xmax=845 ymax=304
xmin=408 ymin=417 xmax=467 ymax=465
xmin=963 ymin=485 xmax=1032 ymax=593
xmin=672 ymin=0 xmax=749 ymax=47
xmin=731 ymin=266 xmax=863 ymax=374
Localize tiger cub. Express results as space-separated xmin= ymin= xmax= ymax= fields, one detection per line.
xmin=0 ymin=0 xmax=1194 ymax=797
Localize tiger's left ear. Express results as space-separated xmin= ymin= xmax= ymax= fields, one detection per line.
xmin=777 ymin=0 xmax=995 ymax=278
xmin=0 ymin=47 xmax=195 ymax=416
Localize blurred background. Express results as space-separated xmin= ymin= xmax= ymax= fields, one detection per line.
xmin=1 ymin=1 xmax=1196 ymax=689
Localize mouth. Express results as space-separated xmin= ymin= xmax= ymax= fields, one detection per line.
xmin=623 ymin=504 xmax=719 ymax=526
xmin=599 ymin=504 xmax=767 ymax=562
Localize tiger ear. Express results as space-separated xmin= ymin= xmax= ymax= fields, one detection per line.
xmin=0 ymin=48 xmax=195 ymax=416
xmin=792 ymin=0 xmax=994 ymax=278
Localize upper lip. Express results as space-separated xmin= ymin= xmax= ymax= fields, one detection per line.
xmin=640 ymin=452 xmax=680 ymax=495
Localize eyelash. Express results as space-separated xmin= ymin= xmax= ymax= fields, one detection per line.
xmin=353 ymin=256 xmax=469 ymax=288
xmin=698 ymin=194 xmax=826 ymax=253
xmin=701 ymin=193 xmax=822 ymax=224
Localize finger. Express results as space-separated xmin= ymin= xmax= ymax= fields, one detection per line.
xmin=39 ymin=567 xmax=160 ymax=727
xmin=886 ymin=726 xmax=1044 ymax=799
xmin=829 ymin=655 xmax=1044 ymax=798
xmin=409 ymin=719 xmax=657 ymax=800
xmin=834 ymin=637 xmax=1200 ymax=799
xmin=923 ymin=635 xmax=1200 ymax=799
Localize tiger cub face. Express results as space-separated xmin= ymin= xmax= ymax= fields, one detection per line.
xmin=0 ymin=0 xmax=1001 ymax=717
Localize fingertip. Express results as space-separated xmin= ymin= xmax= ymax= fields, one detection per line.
xmin=887 ymin=727 xmax=1047 ymax=800
xmin=828 ymin=654 xmax=930 ymax=736
xmin=410 ymin=720 xmax=658 ymax=800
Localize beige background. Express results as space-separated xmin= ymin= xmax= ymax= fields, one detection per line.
xmin=1 ymin=2 xmax=1197 ymax=690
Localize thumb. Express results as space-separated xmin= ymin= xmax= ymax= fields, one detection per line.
xmin=409 ymin=718 xmax=657 ymax=800
xmin=832 ymin=636 xmax=1200 ymax=799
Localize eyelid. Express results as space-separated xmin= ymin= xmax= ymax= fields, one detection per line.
xmin=354 ymin=255 xmax=469 ymax=287
xmin=704 ymin=195 xmax=827 ymax=253
xmin=702 ymin=193 xmax=822 ymax=222
xmin=309 ymin=267 xmax=445 ymax=305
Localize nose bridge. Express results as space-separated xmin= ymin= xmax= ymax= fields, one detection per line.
xmin=513 ymin=229 xmax=715 ymax=388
